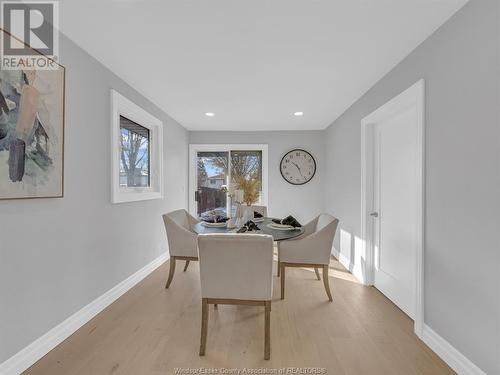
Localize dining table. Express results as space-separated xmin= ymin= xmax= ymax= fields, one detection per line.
xmin=192 ymin=217 xmax=304 ymax=241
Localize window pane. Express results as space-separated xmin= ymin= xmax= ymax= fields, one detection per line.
xmin=230 ymin=150 xmax=262 ymax=213
xmin=196 ymin=151 xmax=228 ymax=218
xmin=119 ymin=116 xmax=150 ymax=188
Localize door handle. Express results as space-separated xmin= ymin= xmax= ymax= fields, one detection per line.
xmin=369 ymin=212 xmax=379 ymax=218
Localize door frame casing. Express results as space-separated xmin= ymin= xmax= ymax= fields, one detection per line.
xmin=189 ymin=144 xmax=269 ymax=217
xmin=360 ymin=79 xmax=425 ymax=336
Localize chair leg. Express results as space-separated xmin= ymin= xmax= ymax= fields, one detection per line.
xmin=165 ymin=257 xmax=176 ymax=288
xmin=323 ymin=265 xmax=333 ymax=302
xmin=199 ymin=298 xmax=209 ymax=356
xmin=264 ymin=301 xmax=271 ymax=360
xmin=280 ymin=264 xmax=285 ymax=300
xmin=183 ymin=260 xmax=190 ymax=272
xmin=314 ymin=267 xmax=321 ymax=280
xmin=277 ymin=251 xmax=281 ymax=277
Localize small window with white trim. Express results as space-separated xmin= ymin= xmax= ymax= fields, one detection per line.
xmin=111 ymin=90 xmax=163 ymax=203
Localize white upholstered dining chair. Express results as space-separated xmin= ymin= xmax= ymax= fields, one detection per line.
xmin=197 ymin=234 xmax=274 ymax=360
xmin=162 ymin=209 xmax=199 ymax=288
xmin=277 ymin=214 xmax=339 ymax=301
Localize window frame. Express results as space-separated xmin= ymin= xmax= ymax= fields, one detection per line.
xmin=111 ymin=89 xmax=163 ymax=204
xmin=188 ymin=144 xmax=268 ymax=216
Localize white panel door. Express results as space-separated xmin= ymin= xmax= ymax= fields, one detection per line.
xmin=373 ymin=106 xmax=418 ymax=319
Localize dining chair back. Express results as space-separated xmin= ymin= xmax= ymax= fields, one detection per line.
xmin=311 ymin=214 xmax=339 ymax=264
xmin=197 ymin=234 xmax=274 ymax=359
xmin=198 ymin=234 xmax=273 ymax=300
xmin=252 ymin=205 xmax=268 ymax=217
xmin=162 ymin=209 xmax=199 ymax=288
xmin=277 ymin=214 xmax=339 ymax=301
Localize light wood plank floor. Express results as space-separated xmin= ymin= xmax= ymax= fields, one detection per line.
xmin=24 ymin=257 xmax=454 ymax=375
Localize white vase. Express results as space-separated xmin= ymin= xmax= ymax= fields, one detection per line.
xmin=234 ymin=203 xmax=243 ymax=228
xmin=242 ymin=205 xmax=254 ymax=224
xmin=227 ymin=218 xmax=237 ymax=229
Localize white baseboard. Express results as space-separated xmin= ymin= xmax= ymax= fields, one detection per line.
xmin=331 ymin=248 xmax=485 ymax=375
xmin=331 ymin=247 xmax=365 ymax=284
xmin=0 ymin=252 xmax=169 ymax=375
xmin=331 ymin=247 xmax=351 ymax=271
xmin=421 ymin=325 xmax=486 ymax=375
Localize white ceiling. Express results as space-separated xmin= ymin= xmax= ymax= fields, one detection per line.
xmin=59 ymin=0 xmax=468 ymax=131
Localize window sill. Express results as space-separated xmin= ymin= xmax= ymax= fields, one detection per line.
xmin=111 ymin=190 xmax=163 ymax=204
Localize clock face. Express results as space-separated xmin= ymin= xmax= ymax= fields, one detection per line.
xmin=280 ymin=149 xmax=316 ymax=185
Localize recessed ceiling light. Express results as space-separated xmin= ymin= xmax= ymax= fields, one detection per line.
xmin=294 ymin=111 xmax=304 ymax=116
xmin=205 ymin=112 xmax=215 ymax=117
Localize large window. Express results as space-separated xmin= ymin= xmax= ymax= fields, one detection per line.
xmin=190 ymin=145 xmax=268 ymax=218
xmin=111 ymin=90 xmax=163 ymax=203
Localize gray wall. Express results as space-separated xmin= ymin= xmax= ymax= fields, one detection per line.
xmin=0 ymin=34 xmax=189 ymax=362
xmin=189 ymin=131 xmax=325 ymax=223
xmin=324 ymin=0 xmax=499 ymax=373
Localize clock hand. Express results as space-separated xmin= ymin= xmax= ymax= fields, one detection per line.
xmin=292 ymin=162 xmax=305 ymax=178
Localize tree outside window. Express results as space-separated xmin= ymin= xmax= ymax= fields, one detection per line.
xmin=119 ymin=116 xmax=150 ymax=187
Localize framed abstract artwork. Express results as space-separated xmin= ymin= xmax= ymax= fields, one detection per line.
xmin=0 ymin=28 xmax=65 ymax=200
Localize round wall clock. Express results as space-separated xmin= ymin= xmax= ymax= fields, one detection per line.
xmin=280 ymin=149 xmax=316 ymax=185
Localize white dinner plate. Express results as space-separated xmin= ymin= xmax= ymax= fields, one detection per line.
xmin=267 ymin=223 xmax=296 ymax=231
xmin=202 ymin=222 xmax=227 ymax=228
